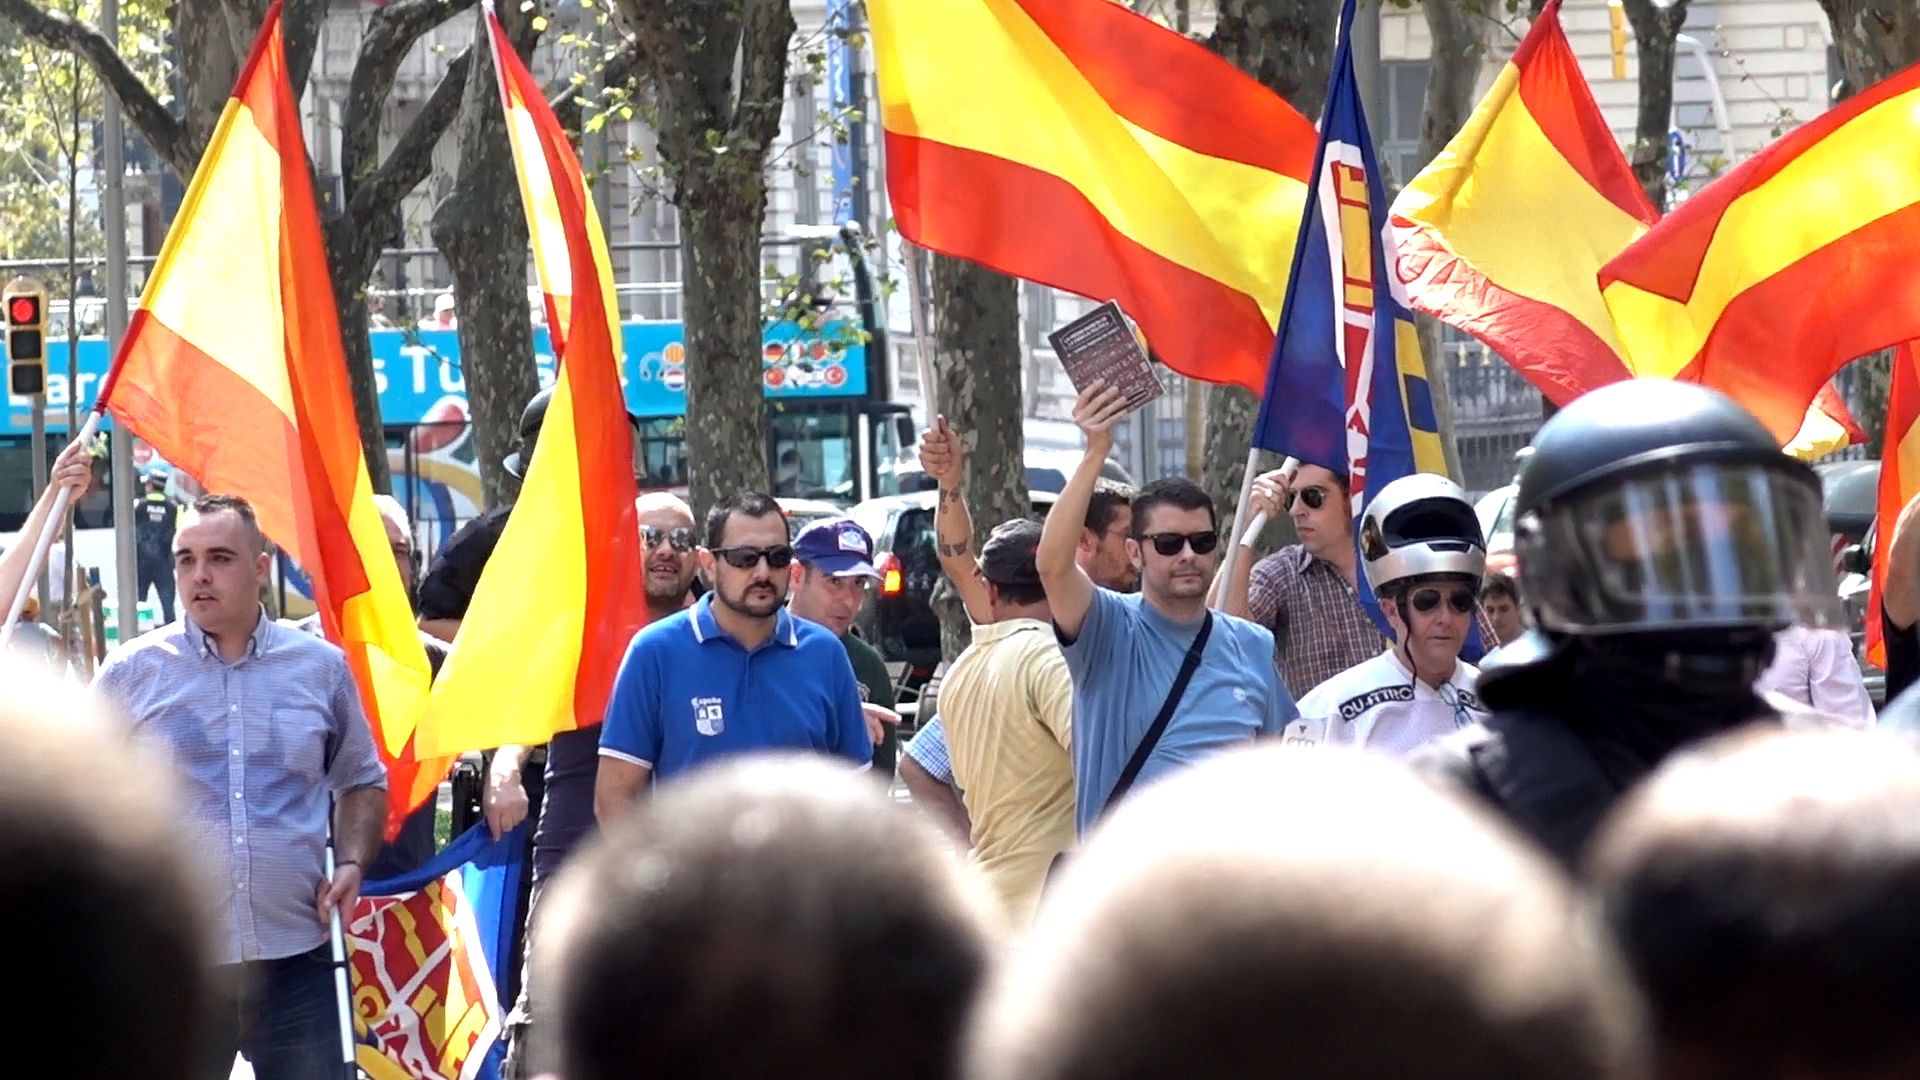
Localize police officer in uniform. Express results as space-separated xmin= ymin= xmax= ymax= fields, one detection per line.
xmin=1415 ymin=380 xmax=1844 ymax=866
xmin=133 ymin=468 xmax=177 ymax=623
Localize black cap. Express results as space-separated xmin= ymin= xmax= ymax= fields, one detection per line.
xmin=501 ymin=387 xmax=553 ymax=480
xmin=979 ymin=518 xmax=1043 ymax=588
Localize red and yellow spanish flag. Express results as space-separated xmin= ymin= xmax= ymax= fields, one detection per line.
xmin=871 ymin=0 xmax=1316 ymax=394
xmin=1390 ymin=0 xmax=1656 ymax=407
xmin=1784 ymin=380 xmax=1869 ymax=461
xmin=1868 ymin=345 xmax=1920 ymax=668
xmin=415 ymin=5 xmax=646 ymax=756
xmin=1600 ymin=58 xmax=1920 ymax=441
xmin=94 ymin=2 xmax=438 ymax=834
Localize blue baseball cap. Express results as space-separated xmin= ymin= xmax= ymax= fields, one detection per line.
xmin=793 ymin=517 xmax=881 ymax=579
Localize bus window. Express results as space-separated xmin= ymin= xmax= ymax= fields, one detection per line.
xmin=0 ymin=434 xmax=114 ymax=533
xmin=770 ymin=407 xmax=855 ymax=502
xmin=636 ymin=417 xmax=689 ymax=489
xmin=869 ymin=408 xmax=918 ymax=498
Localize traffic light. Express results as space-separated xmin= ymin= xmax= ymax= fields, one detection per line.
xmin=1609 ymin=0 xmax=1629 ymax=80
xmin=5 ymin=277 xmax=46 ymax=397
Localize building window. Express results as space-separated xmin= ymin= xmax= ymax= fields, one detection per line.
xmin=1381 ymin=60 xmax=1430 ymax=189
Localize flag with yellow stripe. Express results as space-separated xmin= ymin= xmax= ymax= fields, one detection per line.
xmin=95 ymin=1 xmax=438 ymax=834
xmin=870 ymin=0 xmax=1316 ymax=392
xmin=415 ymin=5 xmax=647 ymax=757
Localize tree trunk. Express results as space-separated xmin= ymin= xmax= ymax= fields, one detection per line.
xmin=334 ymin=286 xmax=391 ymax=490
xmin=679 ymin=155 xmax=777 ymax=518
xmin=928 ymin=255 xmax=1024 ymax=663
xmin=431 ymin=17 xmax=538 ymax=511
xmin=1621 ymin=0 xmax=1688 ymax=212
xmin=1820 ymin=0 xmax=1920 ymax=94
xmin=1199 ymin=0 xmax=1335 ymax=545
xmin=619 ymin=0 xmax=795 ymax=523
xmin=1412 ymin=0 xmax=1487 ymax=484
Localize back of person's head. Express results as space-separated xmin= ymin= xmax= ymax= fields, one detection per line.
xmin=972 ymin=746 xmax=1645 ymax=1080
xmin=540 ymin=755 xmax=992 ymax=1080
xmin=3 ymin=660 xmax=206 ymax=1078
xmin=1128 ymin=476 xmax=1215 ymax=536
xmin=1587 ymin=728 xmax=1920 ymax=1080
xmin=1084 ymin=479 xmax=1134 ymax=534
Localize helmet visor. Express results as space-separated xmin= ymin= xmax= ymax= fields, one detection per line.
xmin=1521 ymin=462 xmax=1841 ymax=635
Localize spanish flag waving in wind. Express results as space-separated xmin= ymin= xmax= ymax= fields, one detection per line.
xmin=870 ymin=0 xmax=1317 ymax=393
xmin=1601 ymin=58 xmax=1920 ymax=442
xmin=94 ymin=1 xmax=437 ymax=835
xmin=415 ymin=4 xmax=647 ymax=757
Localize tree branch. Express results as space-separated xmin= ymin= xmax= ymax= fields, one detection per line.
xmin=549 ymin=38 xmax=643 ymax=140
xmin=344 ymin=47 xmax=470 ymax=267
xmin=343 ymin=0 xmax=478 ymax=207
xmin=615 ymin=0 xmax=701 ymax=137
xmin=734 ymin=0 xmax=796 ymax=148
xmin=0 ymin=0 xmax=193 ymax=177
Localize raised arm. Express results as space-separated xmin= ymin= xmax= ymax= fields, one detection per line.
xmin=1210 ymin=467 xmax=1289 ymax=616
xmin=919 ymin=416 xmax=991 ymax=625
xmin=0 ymin=440 xmax=92 ymax=613
xmin=1884 ymin=493 xmax=1920 ymax=631
xmin=1040 ymin=382 xmax=1130 ymax=640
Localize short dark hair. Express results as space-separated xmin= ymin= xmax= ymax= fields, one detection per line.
xmin=1481 ymin=571 xmax=1519 ymax=605
xmin=186 ymin=493 xmax=267 ymax=554
xmin=1130 ymin=477 xmax=1216 ymax=537
xmin=990 ymin=579 xmax=1048 ymax=607
xmin=2 ymin=666 xmax=208 ymax=1080
xmin=704 ymin=491 xmax=788 ymax=549
xmin=1588 ymin=729 xmax=1920 ymax=1079
xmin=543 ymin=756 xmax=989 ymax=1080
xmin=1084 ymin=480 xmax=1135 ymax=535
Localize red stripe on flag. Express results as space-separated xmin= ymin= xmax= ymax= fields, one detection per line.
xmin=888 ymin=130 xmax=1276 ymax=394
xmin=1512 ymin=0 xmax=1657 ymax=225
xmin=1869 ymin=343 xmax=1920 ymax=669
xmin=1008 ymin=0 xmax=1314 ymax=179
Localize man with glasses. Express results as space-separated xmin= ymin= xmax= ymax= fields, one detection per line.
xmin=1287 ymin=475 xmax=1491 ymax=756
xmin=594 ymin=491 xmax=871 ymax=823
xmin=1038 ymin=381 xmax=1296 ymax=834
xmin=786 ymin=517 xmax=901 ymax=774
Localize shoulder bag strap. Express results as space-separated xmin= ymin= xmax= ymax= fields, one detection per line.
xmin=1100 ymin=612 xmax=1214 ymax=820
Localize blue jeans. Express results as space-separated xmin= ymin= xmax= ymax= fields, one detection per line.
xmin=195 ymin=945 xmax=347 ymax=1080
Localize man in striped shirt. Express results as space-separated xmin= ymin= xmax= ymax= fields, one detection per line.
xmin=94 ymin=493 xmax=387 ymax=1080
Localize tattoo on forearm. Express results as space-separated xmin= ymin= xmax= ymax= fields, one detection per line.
xmin=939 ymin=486 xmax=965 ymax=505
xmin=939 ymin=538 xmax=972 ymax=557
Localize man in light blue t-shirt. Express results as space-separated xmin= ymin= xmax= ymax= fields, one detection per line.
xmin=1038 ymin=380 xmax=1297 ymax=835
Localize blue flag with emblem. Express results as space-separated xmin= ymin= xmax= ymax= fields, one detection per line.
xmin=347 ymin=823 xmax=528 ymax=1080
xmin=1250 ymin=0 xmax=1474 ymax=655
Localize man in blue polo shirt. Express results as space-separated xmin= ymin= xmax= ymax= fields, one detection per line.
xmin=595 ymin=491 xmax=871 ymax=824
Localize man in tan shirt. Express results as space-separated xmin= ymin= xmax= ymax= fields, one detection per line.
xmin=920 ymin=418 xmax=1075 ymax=928
xmin=938 ymin=518 xmax=1075 ymax=927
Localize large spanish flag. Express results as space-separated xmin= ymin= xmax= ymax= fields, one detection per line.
xmin=1391 ymin=0 xmax=1656 ymax=407
xmin=94 ymin=2 xmax=438 ymax=834
xmin=1600 ymin=58 xmax=1920 ymax=441
xmin=415 ymin=6 xmax=646 ymax=757
xmin=871 ymin=0 xmax=1316 ymax=394
xmin=1868 ymin=344 xmax=1920 ymax=668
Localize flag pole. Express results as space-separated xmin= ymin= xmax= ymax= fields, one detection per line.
xmin=0 ymin=410 xmax=103 ymax=647
xmin=324 ymin=841 xmax=357 ymax=1079
xmin=1212 ymin=453 xmax=1297 ymax=612
xmin=903 ymin=243 xmax=938 ymax=421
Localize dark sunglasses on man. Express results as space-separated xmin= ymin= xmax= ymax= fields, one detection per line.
xmin=642 ymin=525 xmax=697 ymax=552
xmin=710 ymin=544 xmax=795 ymax=570
xmin=1136 ymin=530 xmax=1220 ymax=557
xmin=1287 ymin=485 xmax=1329 ymax=511
xmin=1408 ymin=586 xmax=1476 ymax=615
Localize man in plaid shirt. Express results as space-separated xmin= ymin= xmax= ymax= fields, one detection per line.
xmin=1219 ymin=465 xmax=1500 ymax=698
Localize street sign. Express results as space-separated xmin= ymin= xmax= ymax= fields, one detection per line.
xmin=1667 ymin=128 xmax=1691 ymax=185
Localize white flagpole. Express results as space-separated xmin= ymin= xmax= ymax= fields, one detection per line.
xmin=0 ymin=411 xmax=103 ymax=648
xmin=1212 ymin=453 xmax=1298 ymax=612
xmin=324 ymin=843 xmax=357 ymax=1078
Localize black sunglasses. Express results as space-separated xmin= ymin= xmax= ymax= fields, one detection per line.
xmin=1410 ymin=587 xmax=1477 ymax=615
xmin=1287 ymin=486 xmax=1329 ymax=511
xmin=711 ymin=544 xmax=795 ymax=570
xmin=1137 ymin=530 xmax=1220 ymax=557
xmin=642 ymin=525 xmax=697 ymax=552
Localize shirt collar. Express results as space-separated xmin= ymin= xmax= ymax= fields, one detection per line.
xmin=969 ymin=617 xmax=1051 ymax=644
xmin=183 ymin=605 xmax=273 ymax=662
xmin=690 ymin=593 xmax=800 ymax=649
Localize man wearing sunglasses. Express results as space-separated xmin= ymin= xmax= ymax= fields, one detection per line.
xmin=595 ymin=491 xmax=871 ymax=825
xmin=1039 ymin=381 xmax=1296 ymax=835
xmin=1287 ymin=475 xmax=1491 ymax=755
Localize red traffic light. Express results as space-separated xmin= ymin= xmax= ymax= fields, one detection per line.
xmin=7 ymin=295 xmax=39 ymax=325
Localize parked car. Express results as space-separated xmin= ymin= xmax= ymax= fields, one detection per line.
xmin=1820 ymin=460 xmax=1884 ymax=705
xmin=849 ymin=489 xmax=1060 ymax=672
xmin=1473 ymin=483 xmax=1519 ymax=580
xmin=778 ymin=497 xmax=847 ymax=534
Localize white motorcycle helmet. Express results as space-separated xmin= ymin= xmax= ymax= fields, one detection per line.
xmin=1359 ymin=473 xmax=1487 ymax=596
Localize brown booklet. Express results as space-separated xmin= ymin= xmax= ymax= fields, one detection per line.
xmin=1048 ymin=300 xmax=1164 ymax=412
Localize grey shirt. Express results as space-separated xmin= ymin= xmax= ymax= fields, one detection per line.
xmin=94 ymin=609 xmax=388 ymax=964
